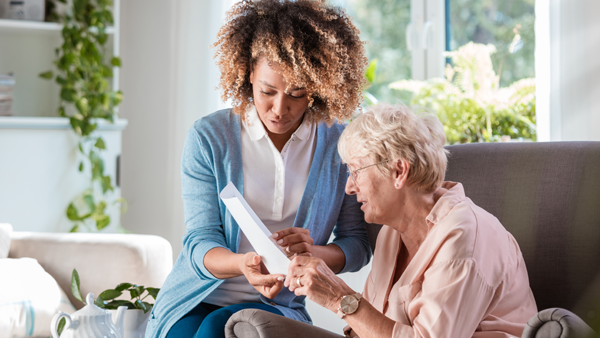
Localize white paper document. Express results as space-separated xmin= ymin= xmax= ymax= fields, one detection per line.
xmin=219 ymin=182 xmax=290 ymax=275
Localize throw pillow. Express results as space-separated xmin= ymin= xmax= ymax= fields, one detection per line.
xmin=0 ymin=223 xmax=12 ymax=259
xmin=0 ymin=258 xmax=75 ymax=338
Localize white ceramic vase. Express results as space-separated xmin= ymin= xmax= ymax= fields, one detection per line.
xmin=109 ymin=309 xmax=151 ymax=338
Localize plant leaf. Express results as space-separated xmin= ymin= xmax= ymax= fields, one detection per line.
xmin=94 ymin=137 xmax=106 ymax=150
xmin=83 ymin=194 xmax=95 ymax=213
xmin=115 ymin=283 xmax=133 ymax=292
xmin=94 ymin=295 xmax=105 ymax=308
xmin=69 ymin=117 xmax=83 ymax=136
xmin=71 ymin=269 xmax=84 ymax=304
xmin=110 ymin=57 xmax=121 ymax=67
xmin=66 ymin=203 xmax=80 ymax=221
xmin=60 ymin=88 xmax=76 ymax=102
xmin=113 ymin=91 xmax=123 ymax=106
xmin=69 ymin=224 xmax=79 ymax=233
xmin=104 ymin=300 xmax=136 ymax=309
xmin=146 ymin=287 xmax=160 ymax=300
xmin=115 ymin=197 xmax=128 ymax=214
xmin=365 ymin=59 xmax=378 ymax=84
xmin=129 ymin=288 xmax=139 ymax=299
xmin=135 ymin=299 xmax=147 ymax=312
xmin=39 ymin=70 xmax=53 ymax=79
xmin=101 ymin=175 xmax=113 ymax=193
xmin=98 ymin=289 xmax=122 ymax=301
xmin=78 ymin=162 xmax=84 ymax=172
xmin=95 ymin=214 xmax=110 ymax=230
xmin=57 ymin=317 xmax=66 ymax=335
xmin=142 ymin=302 xmax=153 ymax=313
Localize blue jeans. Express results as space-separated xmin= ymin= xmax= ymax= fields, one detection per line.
xmin=165 ymin=302 xmax=283 ymax=338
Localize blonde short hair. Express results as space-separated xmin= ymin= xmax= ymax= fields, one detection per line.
xmin=338 ymin=104 xmax=448 ymax=192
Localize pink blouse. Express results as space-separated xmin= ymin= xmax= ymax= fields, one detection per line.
xmin=362 ymin=182 xmax=537 ymax=338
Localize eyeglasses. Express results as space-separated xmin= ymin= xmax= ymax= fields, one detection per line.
xmin=347 ymin=160 xmax=389 ymax=185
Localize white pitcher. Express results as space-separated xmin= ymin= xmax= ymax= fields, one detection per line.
xmin=51 ymin=292 xmax=128 ymax=338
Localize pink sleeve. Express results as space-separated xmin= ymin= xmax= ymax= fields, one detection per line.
xmin=362 ymin=271 xmax=374 ymax=302
xmin=394 ymin=260 xmax=495 ymax=338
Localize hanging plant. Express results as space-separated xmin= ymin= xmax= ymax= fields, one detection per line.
xmin=39 ymin=0 xmax=125 ymax=232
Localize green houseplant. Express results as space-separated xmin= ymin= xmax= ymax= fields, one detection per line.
xmin=388 ymin=42 xmax=536 ymax=144
xmin=70 ymin=269 xmax=159 ymax=312
xmin=39 ymin=0 xmax=125 ymax=232
xmin=57 ymin=268 xmax=160 ymax=335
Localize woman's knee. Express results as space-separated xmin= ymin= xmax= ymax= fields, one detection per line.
xmin=194 ymin=308 xmax=237 ymax=338
xmin=194 ymin=304 xmax=282 ymax=338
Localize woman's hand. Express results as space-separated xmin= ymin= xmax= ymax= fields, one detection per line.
xmin=284 ymin=255 xmax=355 ymax=313
xmin=240 ymin=252 xmax=285 ymax=299
xmin=271 ymin=228 xmax=314 ymax=258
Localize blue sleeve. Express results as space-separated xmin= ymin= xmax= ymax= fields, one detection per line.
xmin=330 ymin=173 xmax=372 ymax=274
xmin=180 ymin=126 xmax=228 ymax=280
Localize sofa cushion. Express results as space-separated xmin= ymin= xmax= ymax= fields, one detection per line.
xmin=0 ymin=258 xmax=75 ymax=338
xmin=0 ymin=223 xmax=12 ymax=259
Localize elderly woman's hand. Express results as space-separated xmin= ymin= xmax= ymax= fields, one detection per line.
xmin=271 ymin=228 xmax=314 ymax=258
xmin=284 ymin=255 xmax=356 ymax=313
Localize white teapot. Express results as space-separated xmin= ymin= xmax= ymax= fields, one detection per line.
xmin=51 ymin=292 xmax=128 ymax=338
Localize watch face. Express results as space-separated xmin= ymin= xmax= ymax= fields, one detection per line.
xmin=340 ymin=295 xmax=360 ymax=314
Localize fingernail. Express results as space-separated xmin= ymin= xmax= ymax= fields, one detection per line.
xmin=277 ymin=277 xmax=284 ymax=282
xmin=272 ymin=233 xmax=279 ymax=239
xmin=286 ymin=246 xmax=290 ymax=252
xmin=277 ymin=239 xmax=283 ymax=245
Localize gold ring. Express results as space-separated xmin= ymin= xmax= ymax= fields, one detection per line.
xmin=296 ymin=277 xmax=303 ymax=288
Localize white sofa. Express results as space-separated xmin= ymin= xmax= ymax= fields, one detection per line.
xmin=8 ymin=230 xmax=174 ymax=310
xmin=0 ymin=223 xmax=173 ymax=337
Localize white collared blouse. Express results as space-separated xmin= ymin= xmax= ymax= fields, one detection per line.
xmin=203 ymin=105 xmax=316 ymax=306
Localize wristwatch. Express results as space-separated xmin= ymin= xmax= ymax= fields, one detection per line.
xmin=336 ymin=293 xmax=362 ymax=319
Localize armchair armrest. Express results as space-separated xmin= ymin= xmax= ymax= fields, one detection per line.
xmin=225 ymin=309 xmax=344 ymax=338
xmin=522 ymin=308 xmax=597 ymax=338
xmin=8 ymin=232 xmax=173 ymax=309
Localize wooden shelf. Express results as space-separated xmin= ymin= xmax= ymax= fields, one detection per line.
xmin=0 ymin=19 xmax=115 ymax=34
xmin=0 ymin=116 xmax=128 ymax=130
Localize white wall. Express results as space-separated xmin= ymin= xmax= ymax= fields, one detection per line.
xmin=558 ymin=0 xmax=600 ymax=141
xmin=118 ymin=0 xmax=177 ymax=253
xmin=537 ymin=0 xmax=600 ymax=141
xmin=119 ymin=0 xmax=230 ymax=257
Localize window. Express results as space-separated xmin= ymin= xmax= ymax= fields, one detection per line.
xmin=343 ymin=0 xmax=412 ymax=104
xmin=341 ymin=0 xmax=536 ymax=143
xmin=447 ymin=0 xmax=535 ymax=87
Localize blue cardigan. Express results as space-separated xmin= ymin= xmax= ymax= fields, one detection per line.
xmin=146 ymin=109 xmax=371 ymax=338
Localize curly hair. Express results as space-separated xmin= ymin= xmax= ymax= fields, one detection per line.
xmin=212 ymin=0 xmax=369 ymax=124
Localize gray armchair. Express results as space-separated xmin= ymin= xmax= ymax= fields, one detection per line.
xmin=225 ymin=142 xmax=600 ymax=338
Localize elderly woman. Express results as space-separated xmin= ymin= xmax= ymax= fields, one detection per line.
xmin=286 ymin=104 xmax=538 ymax=338
xmin=146 ymin=1 xmax=372 ymax=338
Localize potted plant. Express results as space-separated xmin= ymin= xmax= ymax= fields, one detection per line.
xmin=57 ymin=269 xmax=159 ymax=338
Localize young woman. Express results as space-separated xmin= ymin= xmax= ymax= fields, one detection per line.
xmin=145 ymin=1 xmax=372 ymax=337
